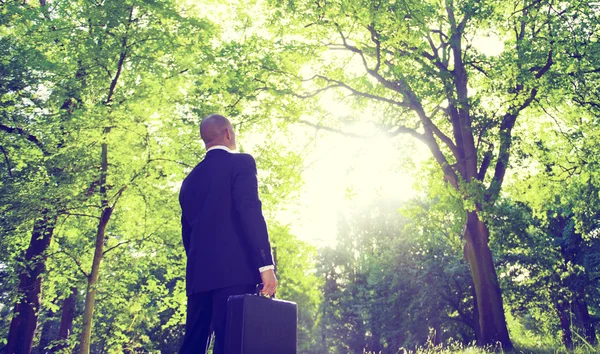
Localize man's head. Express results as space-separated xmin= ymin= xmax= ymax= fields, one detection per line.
xmin=200 ymin=114 xmax=236 ymax=151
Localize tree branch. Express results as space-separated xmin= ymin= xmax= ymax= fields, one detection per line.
xmin=366 ymin=24 xmax=381 ymax=72
xmin=477 ymin=144 xmax=494 ymax=181
xmin=335 ymin=24 xmax=415 ymax=99
xmin=103 ymin=222 xmax=167 ymax=256
xmin=431 ymin=29 xmax=449 ymax=41
xmin=123 ymin=157 xmax=192 ymax=193
xmin=533 ymin=48 xmax=553 ymax=79
xmin=428 ymin=119 xmax=460 ymax=158
xmin=486 ymin=88 xmax=538 ymax=202
xmin=446 ymin=0 xmax=477 ymax=179
xmin=286 ymin=84 xmax=345 ymax=99
xmin=424 ymin=32 xmax=451 ymax=73
xmin=536 ymin=99 xmax=579 ymax=154
xmin=438 ymin=285 xmax=473 ymax=328
xmin=104 ymin=6 xmax=134 ymax=105
xmin=310 ymin=75 xmax=410 ymax=108
xmin=468 ymin=61 xmax=490 ymax=78
xmin=299 ymin=118 xmax=428 ymax=143
xmin=573 ymin=98 xmax=600 ymax=110
xmin=511 ymin=0 xmax=543 ymax=15
xmin=0 ymin=145 xmax=12 ymax=177
xmin=334 ymin=21 xmax=461 ymax=187
xmin=424 ymin=129 xmax=461 ymax=189
xmin=59 ymin=250 xmax=89 ymax=278
xmin=299 ymin=120 xmax=369 ymax=139
xmin=105 ymin=156 xmax=192 ymax=210
xmin=388 ymin=125 xmax=428 ymax=142
xmin=102 ymin=240 xmax=131 ymax=255
xmin=335 ymin=23 xmax=371 ymax=72
xmin=110 ymin=185 xmax=128 ymax=209
xmin=144 ymin=157 xmax=194 ymax=168
xmin=62 ymin=212 xmax=101 ymax=219
xmin=0 ymin=124 xmax=48 ymax=155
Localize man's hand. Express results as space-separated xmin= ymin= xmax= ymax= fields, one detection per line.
xmin=260 ymin=269 xmax=278 ymax=296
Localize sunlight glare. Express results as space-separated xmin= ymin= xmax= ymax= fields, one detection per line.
xmin=289 ymin=97 xmax=423 ymax=247
xmin=471 ymin=33 xmax=505 ymax=57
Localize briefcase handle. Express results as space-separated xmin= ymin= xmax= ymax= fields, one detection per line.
xmin=256 ymin=283 xmax=276 ymax=299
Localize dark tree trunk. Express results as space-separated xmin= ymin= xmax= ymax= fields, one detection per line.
xmin=554 ymin=216 xmax=597 ymax=346
xmin=368 ymin=319 xmax=382 ymax=353
xmin=36 ymin=310 xmax=55 ymax=353
xmin=5 ymin=212 xmax=57 ymax=354
xmin=52 ymin=287 xmax=78 ymax=353
xmin=556 ymin=299 xmax=574 ymax=350
xmin=463 ymin=212 xmax=512 ymax=349
xmin=574 ymin=292 xmax=596 ymax=345
xmin=470 ymin=277 xmax=481 ymax=341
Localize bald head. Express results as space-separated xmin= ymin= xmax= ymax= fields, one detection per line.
xmin=200 ymin=114 xmax=236 ymax=150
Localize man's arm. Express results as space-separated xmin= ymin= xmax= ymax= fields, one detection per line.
xmin=232 ymin=154 xmax=277 ymax=295
xmin=232 ymin=154 xmax=275 ymax=269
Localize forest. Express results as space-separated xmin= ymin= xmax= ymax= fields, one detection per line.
xmin=1 ymin=0 xmax=600 ymax=353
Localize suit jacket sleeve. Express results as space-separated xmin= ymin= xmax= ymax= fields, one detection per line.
xmin=179 ymin=192 xmax=192 ymax=254
xmin=232 ymin=154 xmax=274 ymax=268
xmin=181 ymin=214 xmax=191 ymax=254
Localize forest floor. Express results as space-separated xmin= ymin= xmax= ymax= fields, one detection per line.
xmin=365 ymin=342 xmax=600 ymax=353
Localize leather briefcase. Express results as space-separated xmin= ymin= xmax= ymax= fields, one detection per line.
xmin=224 ymin=293 xmax=297 ymax=354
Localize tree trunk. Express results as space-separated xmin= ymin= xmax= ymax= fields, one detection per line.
xmin=369 ymin=323 xmax=382 ymax=353
xmin=470 ymin=277 xmax=481 ymax=341
xmin=79 ymin=138 xmax=113 ymax=354
xmin=462 ymin=211 xmax=512 ymax=349
xmin=53 ymin=287 xmax=78 ymax=353
xmin=555 ymin=299 xmax=574 ymax=350
xmin=78 ymin=206 xmax=112 ymax=354
xmin=36 ymin=310 xmax=55 ymax=354
xmin=5 ymin=212 xmax=57 ymax=354
xmin=574 ymin=292 xmax=596 ymax=345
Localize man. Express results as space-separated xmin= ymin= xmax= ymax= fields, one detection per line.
xmin=178 ymin=114 xmax=278 ymax=354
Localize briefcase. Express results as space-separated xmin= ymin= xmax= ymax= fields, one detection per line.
xmin=224 ymin=293 xmax=297 ymax=354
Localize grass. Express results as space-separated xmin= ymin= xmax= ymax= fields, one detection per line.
xmin=363 ymin=337 xmax=600 ymax=354
xmin=362 ymin=313 xmax=600 ymax=354
xmin=364 ymin=343 xmax=600 ymax=354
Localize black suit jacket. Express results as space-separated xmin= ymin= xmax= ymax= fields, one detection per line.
xmin=179 ymin=149 xmax=274 ymax=295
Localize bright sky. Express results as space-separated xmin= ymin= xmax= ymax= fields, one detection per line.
xmin=264 ymin=87 xmax=432 ymax=247
xmin=283 ymin=126 xmax=426 ymax=247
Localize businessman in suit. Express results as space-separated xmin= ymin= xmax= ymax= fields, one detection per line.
xmin=178 ymin=114 xmax=278 ymax=354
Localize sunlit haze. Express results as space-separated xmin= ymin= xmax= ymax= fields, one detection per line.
xmin=270 ymin=97 xmax=431 ymax=248
xmin=288 ymin=126 xmax=424 ymax=247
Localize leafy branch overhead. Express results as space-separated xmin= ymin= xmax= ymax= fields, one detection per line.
xmin=282 ymin=0 xmax=562 ymax=202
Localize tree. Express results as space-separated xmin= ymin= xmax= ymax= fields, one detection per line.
xmin=494 ymin=93 xmax=600 ymax=349
xmin=265 ymin=0 xmax=589 ymax=347
xmin=317 ymin=192 xmax=476 ymax=353
xmin=1 ymin=2 xmax=65 ymax=351
xmin=489 ymin=196 xmax=600 ymax=349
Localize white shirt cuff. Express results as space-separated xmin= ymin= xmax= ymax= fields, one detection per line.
xmin=259 ymin=265 xmax=275 ymax=273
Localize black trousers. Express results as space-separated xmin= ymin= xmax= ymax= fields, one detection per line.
xmin=179 ymin=284 xmax=256 ymax=354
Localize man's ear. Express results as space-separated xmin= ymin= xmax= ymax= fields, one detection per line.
xmin=224 ymin=128 xmax=232 ymax=140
